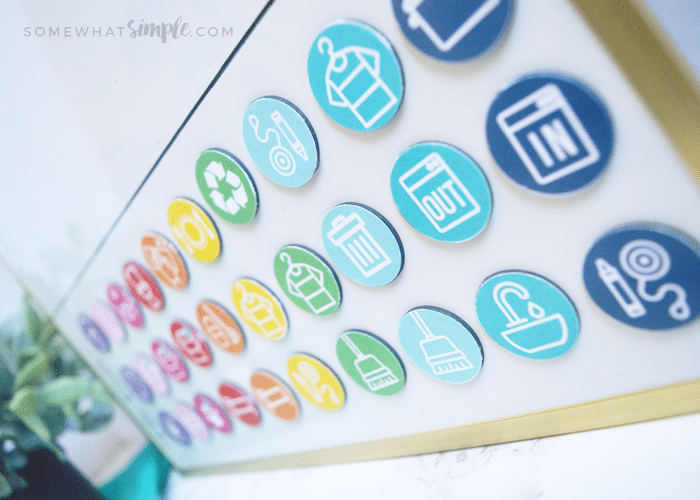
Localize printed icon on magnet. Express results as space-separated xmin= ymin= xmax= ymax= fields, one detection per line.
xmin=193 ymin=393 xmax=233 ymax=434
xmin=274 ymin=245 xmax=342 ymax=316
xmin=168 ymin=198 xmax=221 ymax=262
xmin=219 ymin=382 xmax=262 ymax=426
xmin=122 ymin=262 xmax=164 ymax=312
xmin=119 ymin=365 xmax=154 ymax=404
xmin=398 ymin=307 xmax=483 ymax=383
xmin=287 ymin=354 xmax=345 ymax=410
xmin=141 ymin=233 xmax=189 ymax=289
xmin=90 ymin=301 xmax=126 ymax=343
xmin=322 ymin=203 xmax=404 ymax=286
xmin=158 ymin=411 xmax=191 ymax=447
xmin=308 ymin=19 xmax=404 ymax=131
xmin=476 ymin=271 xmax=580 ymax=359
xmin=174 ymin=403 xmax=210 ymax=442
xmin=231 ymin=278 xmax=288 ymax=340
xmin=195 ymin=149 xmax=259 ymax=225
xmin=171 ymin=320 xmax=213 ymax=368
xmin=77 ymin=314 xmax=110 ymax=353
xmin=392 ymin=0 xmax=514 ymax=61
xmin=391 ymin=142 xmax=492 ymax=242
xmin=134 ymin=353 xmax=170 ymax=396
xmin=336 ymin=331 xmax=406 ymax=396
xmin=250 ymin=370 xmax=300 ymax=421
xmin=106 ymin=282 xmax=143 ymax=329
xmin=243 ymin=96 xmax=319 ymax=187
xmin=151 ymin=339 xmax=190 ymax=383
xmin=196 ymin=301 xmax=245 ymax=354
xmin=486 ymin=74 xmax=613 ymax=194
xmin=584 ymin=223 xmax=700 ymax=330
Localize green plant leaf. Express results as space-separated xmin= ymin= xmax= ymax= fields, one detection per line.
xmin=16 ymin=347 xmax=40 ymax=370
xmin=7 ymin=388 xmax=36 ymax=417
xmin=23 ymin=295 xmax=42 ymax=343
xmin=12 ymin=354 xmax=50 ymax=391
xmin=38 ymin=376 xmax=92 ymax=405
xmin=37 ymin=321 xmax=60 ymax=349
xmin=0 ymin=473 xmax=12 ymax=499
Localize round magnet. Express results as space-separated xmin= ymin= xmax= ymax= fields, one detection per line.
xmin=218 ymin=382 xmax=262 ymax=426
xmin=231 ymin=278 xmax=288 ymax=340
xmin=308 ymin=20 xmax=404 ymax=131
xmin=151 ymin=339 xmax=190 ymax=383
xmin=486 ymin=73 xmax=613 ymax=194
xmin=174 ymin=403 xmax=210 ymax=442
xmin=122 ymin=261 xmax=164 ymax=312
xmin=106 ymin=282 xmax=143 ymax=328
xmin=583 ymin=223 xmax=700 ymax=330
xmin=243 ymin=97 xmax=319 ymax=187
xmin=391 ymin=142 xmax=492 ymax=242
xmin=196 ymin=301 xmax=245 ymax=354
xmin=90 ymin=300 xmax=126 ymax=343
xmin=134 ymin=354 xmax=170 ymax=396
xmin=141 ymin=232 xmax=189 ymax=290
xmin=195 ymin=149 xmax=259 ymax=225
xmin=336 ymin=330 xmax=406 ymax=395
xmin=119 ymin=365 xmax=154 ymax=403
xmin=287 ymin=353 xmax=345 ymax=411
xmin=168 ymin=198 xmax=221 ymax=262
xmin=77 ymin=313 xmax=110 ymax=353
xmin=158 ymin=411 xmax=191 ymax=447
xmin=193 ymin=393 xmax=233 ymax=434
xmin=392 ymin=0 xmax=514 ymax=61
xmin=476 ymin=270 xmax=579 ymax=359
xmin=249 ymin=370 xmax=300 ymax=421
xmin=398 ymin=307 xmax=483 ymax=383
xmin=273 ymin=245 xmax=342 ymax=316
xmin=322 ymin=203 xmax=404 ymax=286
xmin=171 ymin=320 xmax=213 ymax=368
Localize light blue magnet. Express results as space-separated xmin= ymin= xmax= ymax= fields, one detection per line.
xmin=322 ymin=203 xmax=404 ymax=286
xmin=398 ymin=307 xmax=483 ymax=384
xmin=308 ymin=20 xmax=404 ymax=131
xmin=391 ymin=142 xmax=492 ymax=242
xmin=242 ymin=96 xmax=319 ymax=187
xmin=476 ymin=271 xmax=579 ymax=359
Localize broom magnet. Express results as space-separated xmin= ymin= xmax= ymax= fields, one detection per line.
xmin=398 ymin=307 xmax=483 ymax=383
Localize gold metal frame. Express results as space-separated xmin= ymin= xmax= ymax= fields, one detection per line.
xmin=193 ymin=378 xmax=700 ymax=474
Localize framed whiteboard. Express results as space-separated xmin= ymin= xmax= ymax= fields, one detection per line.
xmin=53 ymin=0 xmax=700 ymax=473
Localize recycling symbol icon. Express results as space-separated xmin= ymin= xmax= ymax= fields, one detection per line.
xmin=195 ymin=149 xmax=258 ymax=225
xmin=204 ymin=161 xmax=249 ymax=215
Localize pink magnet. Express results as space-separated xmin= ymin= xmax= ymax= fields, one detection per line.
xmin=174 ymin=403 xmax=210 ymax=442
xmin=194 ymin=393 xmax=232 ymax=434
xmin=134 ymin=353 xmax=170 ymax=395
xmin=106 ymin=282 xmax=143 ymax=328
xmin=90 ymin=300 xmax=126 ymax=343
xmin=151 ymin=339 xmax=190 ymax=383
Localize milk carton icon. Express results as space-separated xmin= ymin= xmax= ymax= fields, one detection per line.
xmin=317 ymin=36 xmax=398 ymax=129
xmin=326 ymin=212 xmax=391 ymax=278
xmin=496 ymin=83 xmax=600 ymax=185
xmin=399 ymin=152 xmax=481 ymax=234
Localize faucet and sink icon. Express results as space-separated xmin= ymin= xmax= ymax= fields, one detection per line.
xmin=492 ymin=281 xmax=568 ymax=354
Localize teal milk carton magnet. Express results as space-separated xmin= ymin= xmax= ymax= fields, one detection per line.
xmin=308 ymin=20 xmax=404 ymax=131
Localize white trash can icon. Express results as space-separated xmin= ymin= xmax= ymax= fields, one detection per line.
xmin=326 ymin=212 xmax=392 ymax=278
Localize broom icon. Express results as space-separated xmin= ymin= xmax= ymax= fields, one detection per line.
xmin=340 ymin=334 xmax=400 ymax=392
xmin=410 ymin=310 xmax=472 ymax=375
